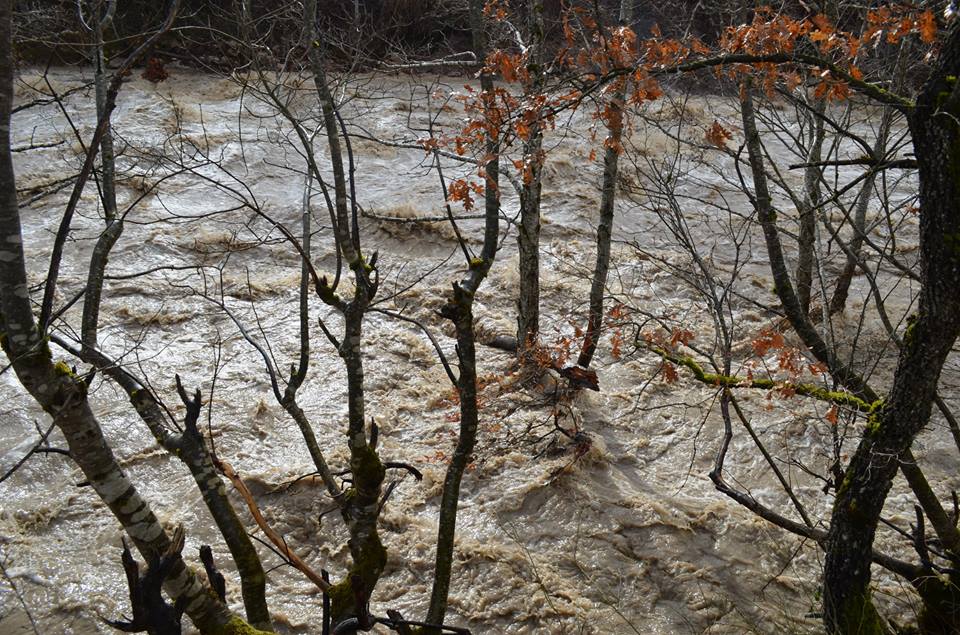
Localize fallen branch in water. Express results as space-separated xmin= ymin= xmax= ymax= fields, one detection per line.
xmin=216 ymin=458 xmax=331 ymax=592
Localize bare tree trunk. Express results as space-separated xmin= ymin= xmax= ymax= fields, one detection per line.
xmin=236 ymin=1 xmax=383 ymax=623
xmin=306 ymin=0 xmax=359 ymax=269
xmin=577 ymin=0 xmax=633 ymax=369
xmin=427 ymin=283 xmax=483 ymax=631
xmin=302 ymin=2 xmax=385 ymax=624
xmin=826 ymin=8 xmax=903 ymax=317
xmin=425 ymin=1 xmax=501 ymax=629
xmin=739 ymin=84 xmax=874 ymax=399
xmin=822 ymin=26 xmax=960 ymax=633
xmin=38 ymin=0 xmax=180 ymax=330
xmin=827 ymin=179 xmax=872 ymax=315
xmin=0 ymin=6 xmax=261 ymax=632
xmin=795 ymin=99 xmax=824 ymax=315
xmin=80 ymin=7 xmax=123 ymax=351
xmin=168 ymin=381 xmax=274 ymax=631
xmin=278 ymin=174 xmax=341 ymax=502
xmin=741 ymin=74 xmax=960 ymax=632
xmin=74 ymin=1 xmax=120 ymax=346
xmin=516 ymin=0 xmax=545 ymax=358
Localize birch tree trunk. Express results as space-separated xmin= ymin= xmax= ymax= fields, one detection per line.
xmin=0 ymin=5 xmax=264 ymax=632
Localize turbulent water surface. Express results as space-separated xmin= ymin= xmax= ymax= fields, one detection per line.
xmin=1 ymin=67 xmax=956 ymax=634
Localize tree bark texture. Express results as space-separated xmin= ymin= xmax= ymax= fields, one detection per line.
xmin=516 ymin=0 xmax=546 ymax=356
xmin=578 ymin=0 xmax=633 ymax=369
xmin=0 ymin=3 xmax=270 ymax=633
xmin=822 ymin=27 xmax=960 ymax=635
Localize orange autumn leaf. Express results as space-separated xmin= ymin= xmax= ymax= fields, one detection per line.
xmin=670 ymin=328 xmax=695 ymax=347
xmin=447 ymin=179 xmax=475 ymax=211
xmin=918 ymin=10 xmax=937 ymax=44
xmin=777 ymin=347 xmax=803 ymax=376
xmin=611 ymin=329 xmax=623 ymax=360
xmin=826 ymin=405 xmax=839 ymax=425
xmin=607 ymin=303 xmax=628 ymax=321
xmin=808 ymin=362 xmax=829 ymax=376
xmin=829 ymin=81 xmax=851 ymax=102
xmin=809 ymin=14 xmax=834 ymax=43
xmin=752 ymin=328 xmax=785 ymax=356
xmin=662 ymin=361 xmax=679 ymax=384
xmin=516 ymin=119 xmax=530 ymax=141
xmin=705 ymin=120 xmax=734 ymax=149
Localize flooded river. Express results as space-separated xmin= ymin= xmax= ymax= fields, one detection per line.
xmin=1 ymin=67 xmax=954 ymax=634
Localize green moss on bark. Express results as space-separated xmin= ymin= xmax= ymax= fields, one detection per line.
xmin=831 ymin=590 xmax=888 ymax=635
xmin=53 ymin=359 xmax=75 ymax=376
xmin=207 ymin=615 xmax=273 ymax=635
xmin=865 ymin=400 xmax=885 ymax=437
xmin=328 ymin=532 xmax=388 ymax=624
xmin=350 ymin=444 xmax=385 ymax=492
xmin=656 ymin=348 xmax=875 ymax=412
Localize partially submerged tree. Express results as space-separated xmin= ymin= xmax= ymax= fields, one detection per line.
xmin=0 ymin=1 xmax=266 ymax=633
xmin=576 ymin=0 xmax=635 ymax=369
xmin=592 ymin=4 xmax=960 ymax=633
xmin=5 ymin=1 xmax=960 ymax=634
xmin=515 ymin=0 xmax=547 ymax=359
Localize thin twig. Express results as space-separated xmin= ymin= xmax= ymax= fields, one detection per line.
xmin=0 ymin=420 xmax=60 ymax=484
xmin=0 ymin=553 xmax=41 ymax=635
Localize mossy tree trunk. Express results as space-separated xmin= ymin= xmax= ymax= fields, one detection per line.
xmin=326 ymin=303 xmax=387 ymax=626
xmin=0 ymin=3 xmax=260 ymax=632
xmin=822 ymin=25 xmax=960 ymax=633
xmin=302 ymin=0 xmax=385 ymax=624
xmin=741 ymin=54 xmax=960 ymax=629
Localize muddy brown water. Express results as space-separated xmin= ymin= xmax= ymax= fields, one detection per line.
xmin=1 ymin=69 xmax=954 ymax=634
